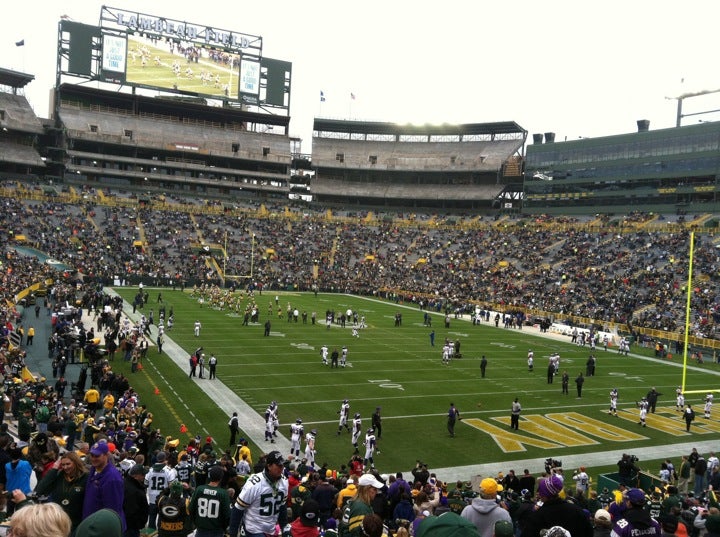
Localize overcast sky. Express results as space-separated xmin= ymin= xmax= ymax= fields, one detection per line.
xmin=4 ymin=0 xmax=720 ymax=152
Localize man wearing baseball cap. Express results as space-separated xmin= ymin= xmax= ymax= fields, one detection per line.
xmin=82 ymin=440 xmax=127 ymax=532
xmin=609 ymin=489 xmax=660 ymax=537
xmin=289 ymin=498 xmax=321 ymax=537
xmin=339 ymin=473 xmax=384 ymax=537
xmin=460 ymin=478 xmax=511 ymax=536
xmin=229 ymin=451 xmax=288 ymax=537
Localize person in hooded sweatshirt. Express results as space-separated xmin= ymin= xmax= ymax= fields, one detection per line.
xmin=460 ymin=478 xmax=511 ymax=537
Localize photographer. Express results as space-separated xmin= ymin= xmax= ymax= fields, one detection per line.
xmin=693 ymin=506 xmax=720 ymax=537
xmin=412 ymin=461 xmax=430 ymax=487
xmin=545 ymin=459 xmax=563 ymax=475
xmin=617 ymin=454 xmax=639 ymax=486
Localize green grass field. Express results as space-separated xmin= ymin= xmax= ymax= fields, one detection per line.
xmin=111 ymin=288 xmax=720 ymax=480
xmin=126 ymin=35 xmax=239 ymax=97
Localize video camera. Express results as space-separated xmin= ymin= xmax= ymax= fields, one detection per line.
xmin=544 ymin=458 xmax=562 ymax=473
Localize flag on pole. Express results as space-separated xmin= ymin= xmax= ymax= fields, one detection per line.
xmin=320 ymin=90 xmax=326 ymax=102
xmin=15 ymin=40 xmax=25 ymax=47
xmin=350 ymin=92 xmax=356 ymax=100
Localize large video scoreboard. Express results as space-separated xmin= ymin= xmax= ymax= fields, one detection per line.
xmin=56 ymin=6 xmax=291 ymax=110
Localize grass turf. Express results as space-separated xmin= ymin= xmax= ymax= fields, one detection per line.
xmin=111 ymin=288 xmax=720 ymax=478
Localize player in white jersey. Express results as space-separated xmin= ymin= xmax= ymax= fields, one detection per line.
xmin=550 ymin=353 xmax=560 ymax=374
xmin=304 ymin=429 xmax=317 ymax=468
xmin=265 ymin=401 xmax=278 ymax=442
xmin=351 ymin=413 xmax=362 ymax=453
xmin=337 ymin=399 xmax=350 ymax=434
xmin=705 ymin=393 xmax=714 ymax=418
xmin=442 ymin=343 xmax=452 ymax=365
xmin=341 ymin=346 xmax=348 ymax=367
xmin=363 ymin=428 xmax=377 ymax=468
xmin=321 ymin=345 xmax=329 ymax=365
xmin=676 ymin=387 xmax=685 ymax=411
xmin=637 ymin=398 xmax=648 ymax=426
xmin=609 ymin=388 xmax=619 ymax=416
xmin=527 ymin=349 xmax=534 ymax=372
xmin=572 ymin=467 xmax=589 ymax=494
xmin=194 ymin=320 xmax=202 ymax=336
xmin=229 ymin=451 xmax=288 ymax=537
xmin=707 ymin=452 xmax=720 ymax=480
xmin=290 ymin=418 xmax=304 ymax=457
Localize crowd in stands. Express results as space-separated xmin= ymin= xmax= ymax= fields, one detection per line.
xmin=0 ymin=186 xmax=717 ymax=536
xmin=2 ymin=185 xmax=720 ymax=343
xmin=0 ymin=387 xmax=719 ymax=537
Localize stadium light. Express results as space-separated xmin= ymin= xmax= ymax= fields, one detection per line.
xmin=666 ymin=88 xmax=720 ymax=127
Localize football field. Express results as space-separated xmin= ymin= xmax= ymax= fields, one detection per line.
xmin=113 ymin=288 xmax=720 ymax=477
xmin=125 ymin=35 xmax=239 ymax=98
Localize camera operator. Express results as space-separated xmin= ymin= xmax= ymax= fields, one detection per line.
xmin=617 ymin=454 xmax=639 ymax=487
xmin=412 ymin=461 xmax=430 ymax=486
xmin=545 ymin=459 xmax=563 ymax=476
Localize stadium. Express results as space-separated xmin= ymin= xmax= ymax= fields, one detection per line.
xmin=0 ymin=6 xmax=719 ymax=535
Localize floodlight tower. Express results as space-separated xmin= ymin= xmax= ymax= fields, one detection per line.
xmin=667 ymin=88 xmax=720 ymax=126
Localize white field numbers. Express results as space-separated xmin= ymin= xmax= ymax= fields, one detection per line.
xmin=369 ymin=379 xmax=404 ymax=390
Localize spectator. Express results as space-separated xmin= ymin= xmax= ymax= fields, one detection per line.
xmin=520 ymin=474 xmax=592 ymax=537
xmin=124 ymin=464 xmax=149 ymax=537
xmin=609 ymin=489 xmax=660 ymax=537
xmin=82 ymin=440 xmax=127 ymax=532
xmin=460 ymin=478 xmax=511 ymax=537
xmin=5 ymin=503 xmax=71 ymax=537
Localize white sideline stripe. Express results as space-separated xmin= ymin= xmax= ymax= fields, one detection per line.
xmin=105 ymin=289 xmax=717 ymax=479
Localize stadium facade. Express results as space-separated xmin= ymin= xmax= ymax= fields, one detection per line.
xmin=308 ymin=119 xmax=526 ymax=211
xmin=523 ymin=121 xmax=720 ymax=215
xmin=6 ymin=68 xmax=720 ymax=216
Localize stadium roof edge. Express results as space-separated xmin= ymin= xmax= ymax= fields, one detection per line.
xmin=527 ymin=119 xmax=720 ymax=152
xmin=313 ymin=118 xmax=526 ymax=137
xmin=0 ymin=68 xmax=35 ymax=90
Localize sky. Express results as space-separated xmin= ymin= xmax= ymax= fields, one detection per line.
xmin=3 ymin=0 xmax=720 ymax=153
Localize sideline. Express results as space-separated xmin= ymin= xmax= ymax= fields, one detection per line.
xmin=103 ymin=288 xmax=291 ymax=454
xmin=107 ymin=289 xmax=714 ymax=481
xmin=353 ymin=294 xmax=720 ymax=378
